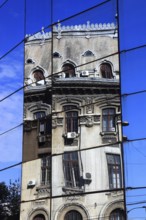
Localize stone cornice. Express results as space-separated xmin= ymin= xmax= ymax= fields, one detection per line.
xmin=25 ymin=21 xmax=117 ymax=42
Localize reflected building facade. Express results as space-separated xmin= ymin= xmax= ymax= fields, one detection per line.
xmin=20 ymin=22 xmax=124 ymax=220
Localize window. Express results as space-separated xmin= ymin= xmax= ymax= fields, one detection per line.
xmin=64 ymin=106 xmax=78 ymax=133
xmin=33 ymin=70 xmax=45 ymax=84
xmin=64 ymin=210 xmax=82 ymax=220
xmin=62 ymin=64 xmax=75 ymax=78
xmin=26 ymin=58 xmax=34 ymax=64
xmin=38 ymin=117 xmax=51 ymax=136
xmin=100 ymin=63 xmax=113 ymax=79
xmin=53 ymin=52 xmax=61 ymax=58
xmin=109 ymin=209 xmax=124 ymax=220
xmin=83 ymin=50 xmax=94 ymax=56
xmin=33 ymin=214 xmax=45 ymax=220
xmin=63 ymin=152 xmax=80 ymax=188
xmin=107 ymin=154 xmax=122 ymax=189
xmin=102 ymin=108 xmax=116 ymax=132
xmin=41 ymin=156 xmax=51 ymax=185
xmin=34 ymin=111 xmax=46 ymax=120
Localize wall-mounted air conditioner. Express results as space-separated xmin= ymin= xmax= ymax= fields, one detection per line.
xmin=81 ymin=71 xmax=89 ymax=76
xmin=83 ymin=172 xmax=91 ymax=180
xmin=39 ymin=136 xmax=46 ymax=143
xmin=67 ymin=132 xmax=76 ymax=139
xmin=27 ymin=180 xmax=36 ymax=187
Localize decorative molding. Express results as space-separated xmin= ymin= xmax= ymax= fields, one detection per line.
xmin=85 ymin=97 xmax=94 ymax=114
xmin=80 ymin=115 xmax=100 ymax=126
xmin=26 ymin=22 xmax=117 ymax=42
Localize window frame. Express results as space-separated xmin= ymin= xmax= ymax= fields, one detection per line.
xmin=102 ymin=108 xmax=116 ymax=132
xmin=109 ymin=209 xmax=124 ymax=220
xmin=34 ymin=111 xmax=46 ymax=120
xmin=64 ymin=105 xmax=78 ymax=134
xmin=62 ymin=64 xmax=75 ymax=78
xmin=64 ymin=210 xmax=82 ymax=220
xmin=63 ymin=152 xmax=81 ymax=188
xmin=106 ymin=154 xmax=122 ymax=189
xmin=41 ymin=156 xmax=51 ymax=186
xmin=100 ymin=62 xmax=113 ymax=79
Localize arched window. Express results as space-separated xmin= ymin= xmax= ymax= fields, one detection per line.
xmin=109 ymin=209 xmax=124 ymax=220
xmin=33 ymin=214 xmax=45 ymax=220
xmin=33 ymin=70 xmax=45 ymax=84
xmin=100 ymin=63 xmax=113 ymax=79
xmin=62 ymin=64 xmax=75 ymax=78
xmin=34 ymin=111 xmax=46 ymax=119
xmin=83 ymin=50 xmax=94 ymax=56
xmin=64 ymin=210 xmax=82 ymax=220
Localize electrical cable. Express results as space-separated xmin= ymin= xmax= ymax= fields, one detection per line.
xmin=1 ymin=41 xmax=146 ymax=103
xmin=0 ymin=0 xmax=9 ymax=9
xmin=2 ymin=135 xmax=146 ymax=172
xmin=0 ymin=123 xmax=23 ymax=136
xmin=0 ymin=0 xmax=110 ymax=62
xmin=0 ymin=93 xmax=120 ymax=136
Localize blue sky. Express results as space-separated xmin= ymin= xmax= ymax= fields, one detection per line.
xmin=0 ymin=0 xmax=146 ymax=218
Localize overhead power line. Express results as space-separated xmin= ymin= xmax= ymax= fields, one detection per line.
xmin=0 ymin=0 xmax=9 ymax=9
xmin=1 ymin=41 xmax=146 ymax=103
xmin=2 ymin=135 xmax=146 ymax=173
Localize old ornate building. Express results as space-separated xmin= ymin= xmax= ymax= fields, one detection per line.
xmin=20 ymin=22 xmax=124 ymax=220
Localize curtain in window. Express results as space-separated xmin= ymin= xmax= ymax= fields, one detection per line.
xmin=100 ymin=63 xmax=113 ymax=78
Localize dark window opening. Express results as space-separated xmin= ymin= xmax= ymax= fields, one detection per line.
xmin=33 ymin=70 xmax=45 ymax=84
xmin=109 ymin=209 xmax=124 ymax=220
xmin=34 ymin=111 xmax=46 ymax=120
xmin=53 ymin=52 xmax=61 ymax=58
xmin=26 ymin=58 xmax=34 ymax=64
xmin=63 ymin=152 xmax=80 ymax=188
xmin=100 ymin=63 xmax=113 ymax=79
xmin=33 ymin=214 xmax=45 ymax=220
xmin=107 ymin=154 xmax=122 ymax=189
xmin=83 ymin=50 xmax=94 ymax=56
xmin=62 ymin=64 xmax=75 ymax=78
xmin=38 ymin=117 xmax=51 ymax=135
xmin=66 ymin=111 xmax=78 ymax=133
xmin=64 ymin=210 xmax=82 ymax=220
xmin=102 ymin=108 xmax=116 ymax=132
xmin=40 ymin=155 xmax=51 ymax=186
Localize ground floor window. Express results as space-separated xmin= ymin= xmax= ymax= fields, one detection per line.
xmin=33 ymin=214 xmax=45 ymax=220
xmin=109 ymin=209 xmax=124 ymax=220
xmin=64 ymin=210 xmax=82 ymax=220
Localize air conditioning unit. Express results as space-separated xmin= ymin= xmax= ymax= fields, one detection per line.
xmin=82 ymin=172 xmax=92 ymax=185
xmin=39 ymin=136 xmax=46 ymax=143
xmin=83 ymin=172 xmax=91 ymax=180
xmin=27 ymin=180 xmax=36 ymax=187
xmin=67 ymin=132 xmax=76 ymax=139
xmin=81 ymin=71 xmax=89 ymax=76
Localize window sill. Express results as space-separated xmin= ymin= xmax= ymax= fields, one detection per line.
xmin=36 ymin=185 xmax=50 ymax=195
xmin=100 ymin=131 xmax=117 ymax=136
xmin=62 ymin=186 xmax=84 ymax=194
